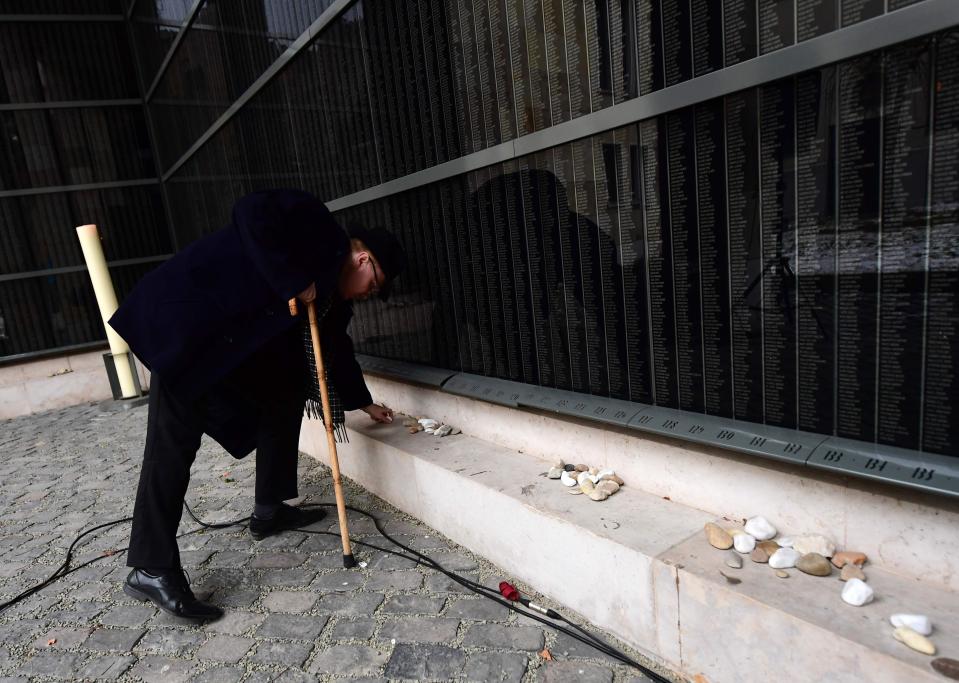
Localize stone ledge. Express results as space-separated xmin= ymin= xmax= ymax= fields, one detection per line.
xmin=357 ymin=375 xmax=959 ymax=594
xmin=299 ymin=413 xmax=958 ymax=683
xmin=0 ymin=349 xmax=151 ymax=419
xmin=664 ymin=533 xmax=959 ymax=681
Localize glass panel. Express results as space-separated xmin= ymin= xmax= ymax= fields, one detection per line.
xmin=0 ymin=1 xmax=124 ymax=14
xmin=0 ymin=262 xmax=158 ymax=357
xmin=0 ymin=107 xmax=154 ymax=191
xmin=0 ymin=186 xmax=171 ymax=274
xmin=131 ymin=0 xmax=195 ymax=85
xmin=0 ymin=22 xmax=138 ymax=104
xmin=147 ymin=0 xmax=335 ymax=171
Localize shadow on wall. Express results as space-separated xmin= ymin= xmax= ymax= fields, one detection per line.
xmin=346 ymin=166 xmax=635 ymax=393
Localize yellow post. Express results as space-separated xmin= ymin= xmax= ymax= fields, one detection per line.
xmin=75 ymin=224 xmax=138 ymax=398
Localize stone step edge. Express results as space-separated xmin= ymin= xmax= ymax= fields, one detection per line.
xmin=298 ymin=417 xmax=945 ymax=683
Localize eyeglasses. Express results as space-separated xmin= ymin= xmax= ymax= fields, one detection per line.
xmin=368 ymin=258 xmax=381 ymax=298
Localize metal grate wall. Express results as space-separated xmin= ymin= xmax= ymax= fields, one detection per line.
xmin=0 ymin=6 xmax=171 ymax=360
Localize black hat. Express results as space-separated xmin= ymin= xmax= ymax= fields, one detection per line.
xmin=347 ymin=224 xmax=407 ymax=301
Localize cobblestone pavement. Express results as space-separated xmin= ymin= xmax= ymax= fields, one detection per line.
xmin=0 ymin=402 xmax=671 ymax=682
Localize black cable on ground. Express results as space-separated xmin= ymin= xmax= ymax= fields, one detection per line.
xmin=0 ymin=509 xmax=248 ymax=615
xmin=296 ymin=503 xmax=669 ymax=681
xmin=0 ymin=502 xmax=672 ymax=682
xmin=0 ymin=517 xmax=132 ymax=614
xmin=183 ymin=504 xmax=250 ymax=529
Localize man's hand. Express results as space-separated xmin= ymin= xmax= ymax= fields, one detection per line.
xmin=297 ymin=283 xmax=316 ymax=302
xmin=361 ymin=404 xmax=393 ymax=423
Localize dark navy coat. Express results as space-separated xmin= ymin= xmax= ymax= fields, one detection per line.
xmin=109 ymin=189 xmax=372 ymax=457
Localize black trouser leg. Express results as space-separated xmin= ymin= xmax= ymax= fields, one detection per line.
xmin=127 ymin=375 xmax=203 ymax=569
xmin=254 ymin=397 xmax=304 ymax=505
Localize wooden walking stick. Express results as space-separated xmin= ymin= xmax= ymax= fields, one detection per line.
xmin=289 ymin=297 xmax=357 ymax=568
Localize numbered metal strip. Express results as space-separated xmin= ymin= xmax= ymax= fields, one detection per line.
xmin=625 ymin=408 xmax=824 ymax=466
xmin=514 ymin=387 xmax=641 ymax=428
xmin=425 ymin=370 xmax=959 ymax=498
xmin=439 ymin=373 xmax=524 ymax=407
xmin=807 ymin=437 xmax=959 ymax=498
xmin=354 ymin=355 xmax=454 ymax=388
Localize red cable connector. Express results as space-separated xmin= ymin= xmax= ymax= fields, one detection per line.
xmin=499 ymin=581 xmax=520 ymax=601
xmin=498 ymin=580 xmax=560 ymax=619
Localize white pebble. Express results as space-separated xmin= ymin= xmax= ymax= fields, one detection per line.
xmin=890 ymin=613 xmax=932 ymax=636
xmin=744 ymin=516 xmax=777 ymax=540
xmin=434 ymin=425 xmax=452 ymax=437
xmin=841 ymin=578 xmax=874 ymax=606
xmin=733 ymin=533 xmax=756 ymax=554
xmin=768 ymin=547 xmax=801 ymax=569
xmin=418 ymin=418 xmax=439 ymax=428
xmin=776 ymin=536 xmax=794 ymax=548
xmin=560 ymin=470 xmax=578 ymax=487
xmin=792 ymin=534 xmax=836 ymax=558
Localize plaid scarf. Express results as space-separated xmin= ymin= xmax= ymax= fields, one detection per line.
xmin=301 ymin=296 xmax=349 ymax=443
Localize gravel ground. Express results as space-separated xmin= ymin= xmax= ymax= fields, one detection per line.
xmin=0 ymin=401 xmax=677 ymax=682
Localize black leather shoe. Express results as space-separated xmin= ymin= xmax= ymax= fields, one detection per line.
xmin=123 ymin=568 xmax=223 ymax=621
xmin=250 ymin=503 xmax=327 ymax=540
